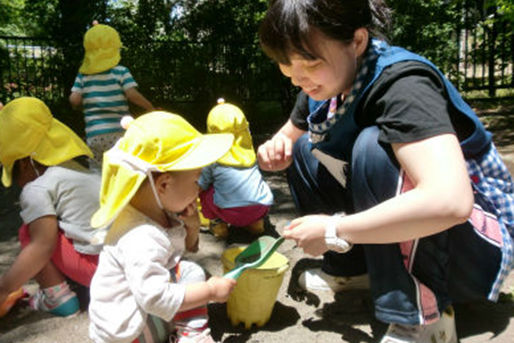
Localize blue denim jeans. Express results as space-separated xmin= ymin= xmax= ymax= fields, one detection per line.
xmin=287 ymin=127 xmax=502 ymax=325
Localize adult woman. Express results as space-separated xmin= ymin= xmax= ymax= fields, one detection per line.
xmin=257 ymin=1 xmax=514 ymax=342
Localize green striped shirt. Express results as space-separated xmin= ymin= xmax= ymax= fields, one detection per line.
xmin=72 ymin=65 xmax=137 ymax=138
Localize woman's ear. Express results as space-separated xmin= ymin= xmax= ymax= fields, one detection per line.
xmin=353 ymin=28 xmax=369 ymax=58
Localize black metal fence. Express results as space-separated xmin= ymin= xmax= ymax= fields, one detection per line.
xmin=0 ymin=36 xmax=294 ymax=133
xmin=0 ymin=36 xmax=68 ymax=102
xmin=456 ymin=0 xmax=513 ymax=96
xmin=0 ymin=3 xmax=512 ymax=127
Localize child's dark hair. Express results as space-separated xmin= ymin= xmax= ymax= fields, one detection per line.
xmin=259 ymin=0 xmax=391 ymax=64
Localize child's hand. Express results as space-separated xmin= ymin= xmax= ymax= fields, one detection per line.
xmin=179 ymin=201 xmax=201 ymax=252
xmin=178 ymin=201 xmax=199 ymax=221
xmin=206 ymin=276 xmax=236 ymax=303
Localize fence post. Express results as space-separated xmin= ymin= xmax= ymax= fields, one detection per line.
xmin=486 ymin=6 xmax=498 ymax=97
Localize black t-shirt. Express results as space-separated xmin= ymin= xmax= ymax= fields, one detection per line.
xmin=289 ymin=61 xmax=475 ymax=145
xmin=290 ymin=90 xmax=310 ymax=131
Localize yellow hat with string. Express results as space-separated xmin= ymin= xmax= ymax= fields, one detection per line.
xmin=91 ymin=111 xmax=234 ymax=229
xmin=0 ymin=97 xmax=93 ymax=187
xmin=79 ymin=24 xmax=121 ymax=75
xmin=207 ymin=98 xmax=256 ymax=168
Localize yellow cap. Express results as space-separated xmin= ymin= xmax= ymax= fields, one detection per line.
xmin=0 ymin=97 xmax=93 ymax=187
xmin=91 ymin=111 xmax=234 ymax=228
xmin=207 ymin=99 xmax=256 ymax=168
xmin=79 ymin=24 xmax=121 ymax=74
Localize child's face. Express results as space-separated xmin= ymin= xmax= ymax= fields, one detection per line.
xmin=12 ymin=158 xmax=40 ymax=188
xmin=278 ymin=30 xmax=362 ymax=101
xmin=159 ymin=169 xmax=202 ymax=214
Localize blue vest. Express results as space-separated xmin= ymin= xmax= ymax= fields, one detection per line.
xmin=309 ymin=43 xmax=492 ymax=162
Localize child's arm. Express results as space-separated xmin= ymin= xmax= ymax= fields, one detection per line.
xmin=124 ymin=88 xmax=154 ymax=112
xmin=0 ymin=216 xmax=59 ymax=305
xmin=69 ymin=92 xmax=83 ymax=110
xmin=179 ymin=276 xmax=236 ymax=312
xmin=122 ymin=228 xmax=236 ymax=319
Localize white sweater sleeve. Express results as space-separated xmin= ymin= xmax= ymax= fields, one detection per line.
xmin=118 ymin=225 xmax=186 ymax=321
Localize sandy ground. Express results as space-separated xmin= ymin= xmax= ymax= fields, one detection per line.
xmin=1 ymin=127 xmax=514 ymax=343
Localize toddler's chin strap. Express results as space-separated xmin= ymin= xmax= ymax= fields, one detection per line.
xmin=29 ymin=155 xmax=40 ymax=177
xmin=147 ymin=170 xmax=164 ymax=210
xmin=147 ymin=171 xmax=184 ymax=228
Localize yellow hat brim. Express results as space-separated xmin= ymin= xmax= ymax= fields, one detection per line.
xmin=79 ymin=51 xmax=120 ymax=74
xmin=216 ymin=134 xmax=256 ymax=167
xmin=168 ymin=133 xmax=235 ymax=171
xmin=1 ymin=109 xmax=92 ymax=187
xmin=91 ymin=132 xmax=234 ymax=228
xmin=1 ymin=164 xmax=14 ymax=188
xmin=206 ymin=101 xmax=255 ymax=167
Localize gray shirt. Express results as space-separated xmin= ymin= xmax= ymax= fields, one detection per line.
xmin=19 ymin=160 xmax=103 ymax=255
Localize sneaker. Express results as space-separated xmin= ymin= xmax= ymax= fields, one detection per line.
xmin=209 ymin=219 xmax=229 ymax=239
xmin=170 ymin=328 xmax=216 ymax=343
xmin=245 ymin=218 xmax=265 ymax=235
xmin=29 ymin=282 xmax=80 ymax=317
xmin=298 ymin=268 xmax=369 ymax=292
xmin=380 ymin=306 xmax=457 ymax=343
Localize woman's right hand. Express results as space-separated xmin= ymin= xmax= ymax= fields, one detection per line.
xmin=206 ymin=276 xmax=236 ymax=303
xmin=257 ymin=132 xmax=294 ymax=171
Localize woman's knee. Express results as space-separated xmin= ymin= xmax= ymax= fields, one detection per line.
xmin=291 ymin=134 xmax=312 ymax=165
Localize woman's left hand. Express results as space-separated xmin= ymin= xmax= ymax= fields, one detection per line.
xmin=282 ymin=214 xmax=332 ymax=256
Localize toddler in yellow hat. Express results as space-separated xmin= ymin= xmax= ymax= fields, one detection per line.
xmin=198 ymin=99 xmax=274 ymax=239
xmin=0 ymin=97 xmax=105 ymax=318
xmin=88 ymin=111 xmax=236 ymax=343
xmin=69 ymin=22 xmax=154 ymax=171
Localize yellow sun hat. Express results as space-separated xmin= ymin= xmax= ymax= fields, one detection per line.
xmin=79 ymin=24 xmax=121 ymax=75
xmin=206 ymin=98 xmax=256 ymax=168
xmin=0 ymin=97 xmax=93 ymax=187
xmin=91 ymin=111 xmax=234 ymax=228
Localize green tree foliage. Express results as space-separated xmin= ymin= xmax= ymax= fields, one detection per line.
xmin=0 ymin=0 xmax=511 ymax=121
xmin=0 ymin=0 xmax=27 ymax=35
xmin=387 ymin=0 xmax=461 ymax=75
xmin=489 ymin=0 xmax=514 ymax=21
xmin=169 ymin=0 xmax=268 ymax=43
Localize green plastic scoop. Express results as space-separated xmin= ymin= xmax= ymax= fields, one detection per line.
xmin=224 ymin=235 xmax=285 ymax=279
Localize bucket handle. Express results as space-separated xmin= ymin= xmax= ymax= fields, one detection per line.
xmin=276 ymin=263 xmax=289 ymax=274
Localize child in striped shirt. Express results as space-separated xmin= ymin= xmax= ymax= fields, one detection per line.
xmin=69 ymin=22 xmax=153 ymax=171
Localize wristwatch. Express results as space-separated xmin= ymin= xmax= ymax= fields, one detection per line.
xmin=324 ymin=214 xmax=353 ymax=253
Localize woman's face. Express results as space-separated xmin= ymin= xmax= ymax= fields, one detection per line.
xmin=278 ymin=30 xmax=365 ymax=101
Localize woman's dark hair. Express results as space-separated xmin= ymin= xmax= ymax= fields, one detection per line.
xmin=259 ymin=0 xmax=391 ymax=64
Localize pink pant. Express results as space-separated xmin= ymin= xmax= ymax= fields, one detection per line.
xmin=199 ymin=186 xmax=270 ymax=227
xmin=19 ymin=224 xmax=98 ymax=287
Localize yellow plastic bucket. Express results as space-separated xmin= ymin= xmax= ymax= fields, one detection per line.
xmin=222 ymin=246 xmax=289 ymax=329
